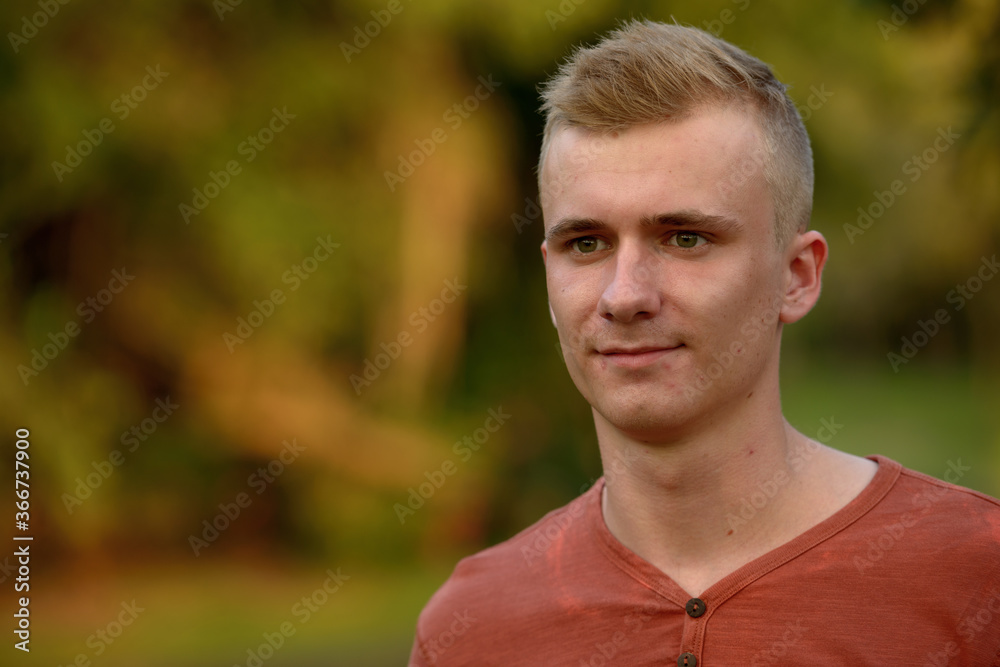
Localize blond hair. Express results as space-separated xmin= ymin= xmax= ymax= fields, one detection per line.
xmin=538 ymin=20 xmax=813 ymax=244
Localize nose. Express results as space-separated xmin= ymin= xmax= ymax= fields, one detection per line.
xmin=597 ymin=242 xmax=661 ymax=323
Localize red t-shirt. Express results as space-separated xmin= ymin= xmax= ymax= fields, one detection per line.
xmin=409 ymin=456 xmax=1000 ymax=666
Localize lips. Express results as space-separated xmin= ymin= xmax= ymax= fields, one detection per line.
xmin=598 ymin=345 xmax=681 ymax=355
xmin=596 ymin=344 xmax=683 ymax=369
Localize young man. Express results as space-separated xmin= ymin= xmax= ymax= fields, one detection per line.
xmin=409 ymin=20 xmax=1000 ymax=666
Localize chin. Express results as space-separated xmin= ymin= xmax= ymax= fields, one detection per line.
xmin=591 ymin=393 xmax=699 ymax=442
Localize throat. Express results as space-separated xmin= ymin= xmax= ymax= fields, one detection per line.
xmin=598 ymin=441 xmax=877 ymax=597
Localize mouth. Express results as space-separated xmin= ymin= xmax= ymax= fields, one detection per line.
xmin=596 ymin=345 xmax=684 ymax=369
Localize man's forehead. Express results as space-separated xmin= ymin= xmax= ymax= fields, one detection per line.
xmin=544 ymin=108 xmax=763 ymax=174
xmin=540 ymin=108 xmax=770 ymax=224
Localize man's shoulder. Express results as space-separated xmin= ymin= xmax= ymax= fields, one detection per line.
xmin=891 ymin=458 xmax=1000 ymax=515
xmin=430 ymin=480 xmax=598 ymax=598
xmin=865 ymin=456 xmax=1000 ymax=561
xmin=410 ymin=482 xmax=602 ymax=662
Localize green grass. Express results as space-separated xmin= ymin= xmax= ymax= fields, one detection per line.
xmin=34 ymin=559 xmax=452 ymax=667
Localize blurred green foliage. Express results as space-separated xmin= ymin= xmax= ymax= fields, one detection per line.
xmin=0 ymin=0 xmax=998 ymax=663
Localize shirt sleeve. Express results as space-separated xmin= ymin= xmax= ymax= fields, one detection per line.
xmin=407 ymin=627 xmax=430 ymax=667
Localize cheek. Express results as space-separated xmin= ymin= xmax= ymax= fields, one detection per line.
xmin=696 ymin=259 xmax=777 ymax=342
xmin=549 ymin=267 xmax=595 ymax=313
xmin=552 ymin=275 xmax=617 ymax=372
xmin=547 ymin=270 xmax=587 ymax=352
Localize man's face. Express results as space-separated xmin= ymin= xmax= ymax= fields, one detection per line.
xmin=540 ymin=106 xmax=791 ymax=442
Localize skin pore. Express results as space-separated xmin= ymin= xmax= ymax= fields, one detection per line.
xmin=540 ymin=106 xmax=877 ymax=597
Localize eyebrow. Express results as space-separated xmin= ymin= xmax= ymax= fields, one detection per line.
xmin=545 ymin=210 xmax=742 ymax=242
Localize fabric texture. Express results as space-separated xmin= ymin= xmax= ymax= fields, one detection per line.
xmin=408 ymin=456 xmax=1000 ymax=666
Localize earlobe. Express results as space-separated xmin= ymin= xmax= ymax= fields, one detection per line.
xmin=548 ymin=301 xmax=558 ymax=328
xmin=779 ymin=231 xmax=828 ymax=324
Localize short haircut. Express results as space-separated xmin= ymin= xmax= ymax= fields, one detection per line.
xmin=538 ymin=19 xmax=813 ymax=245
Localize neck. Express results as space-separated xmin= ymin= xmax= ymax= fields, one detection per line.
xmin=594 ymin=384 xmax=870 ymax=597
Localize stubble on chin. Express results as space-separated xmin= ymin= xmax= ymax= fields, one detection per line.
xmin=588 ymin=378 xmax=702 ymax=442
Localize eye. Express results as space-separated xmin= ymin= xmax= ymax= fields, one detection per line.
xmin=569 ymin=236 xmax=609 ymax=254
xmin=668 ymin=232 xmax=707 ymax=249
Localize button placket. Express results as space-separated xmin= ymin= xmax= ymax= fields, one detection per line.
xmin=677 ymin=597 xmax=707 ymax=665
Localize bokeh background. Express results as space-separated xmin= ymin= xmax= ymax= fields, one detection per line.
xmin=1 ymin=0 xmax=999 ymax=664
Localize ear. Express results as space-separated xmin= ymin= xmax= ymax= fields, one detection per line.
xmin=779 ymin=230 xmax=828 ymax=324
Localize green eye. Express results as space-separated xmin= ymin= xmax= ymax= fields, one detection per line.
xmin=672 ymin=232 xmax=704 ymax=248
xmin=571 ymin=237 xmax=605 ymax=253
